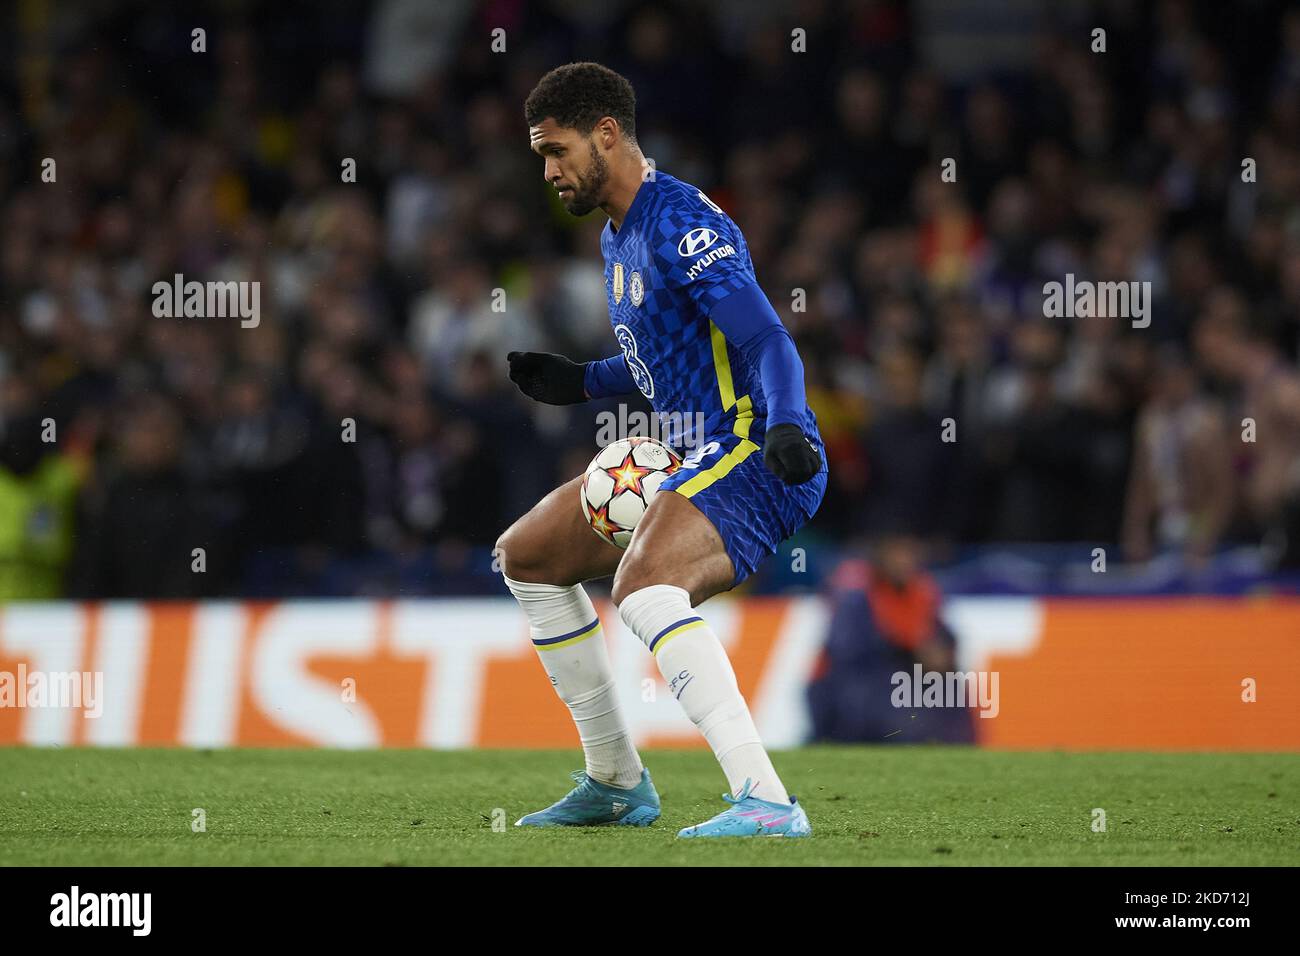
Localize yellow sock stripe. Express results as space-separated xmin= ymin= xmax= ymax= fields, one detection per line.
xmin=532 ymin=620 xmax=602 ymax=652
xmin=651 ymin=619 xmax=708 ymax=657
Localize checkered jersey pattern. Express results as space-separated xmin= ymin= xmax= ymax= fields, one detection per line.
xmin=600 ymin=172 xmax=779 ymax=450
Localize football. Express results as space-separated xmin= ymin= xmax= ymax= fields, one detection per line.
xmin=580 ymin=436 xmax=683 ymax=548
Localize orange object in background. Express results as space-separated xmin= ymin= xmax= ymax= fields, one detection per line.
xmin=979 ymin=599 xmax=1300 ymax=751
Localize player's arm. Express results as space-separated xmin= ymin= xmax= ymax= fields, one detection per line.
xmin=707 ymin=281 xmax=823 ymax=485
xmin=506 ymin=351 xmax=635 ymax=404
xmin=584 ymin=354 xmax=637 ymax=399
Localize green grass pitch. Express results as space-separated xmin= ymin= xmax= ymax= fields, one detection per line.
xmin=1 ymin=747 xmax=1296 ymax=866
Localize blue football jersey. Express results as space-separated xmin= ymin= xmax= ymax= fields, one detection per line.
xmin=598 ymin=172 xmax=815 ymax=450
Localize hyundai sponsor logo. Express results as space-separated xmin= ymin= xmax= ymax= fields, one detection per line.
xmin=677 ymin=228 xmax=720 ymax=257
xmin=685 ymin=243 xmax=736 ymax=280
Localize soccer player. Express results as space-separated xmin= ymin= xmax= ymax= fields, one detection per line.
xmin=498 ymin=62 xmax=827 ymax=838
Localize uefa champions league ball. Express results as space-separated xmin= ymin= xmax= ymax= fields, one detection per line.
xmin=580 ymin=436 xmax=683 ymax=549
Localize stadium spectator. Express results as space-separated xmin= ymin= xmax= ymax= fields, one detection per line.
xmin=0 ymin=384 xmax=83 ymax=599
xmin=69 ymin=394 xmax=232 ymax=598
xmin=807 ymin=533 xmax=974 ymax=744
xmin=1122 ymin=345 xmax=1233 ymax=563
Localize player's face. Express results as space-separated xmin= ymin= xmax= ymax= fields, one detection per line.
xmin=529 ymin=118 xmax=610 ymax=216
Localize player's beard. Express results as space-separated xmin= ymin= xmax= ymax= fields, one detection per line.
xmin=563 ymin=140 xmax=609 ymax=216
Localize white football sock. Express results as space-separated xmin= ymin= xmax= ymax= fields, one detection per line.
xmin=618 ymin=584 xmax=790 ymax=804
xmin=504 ymin=575 xmax=644 ymax=789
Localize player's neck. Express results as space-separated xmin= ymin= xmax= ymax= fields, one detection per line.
xmin=602 ymin=151 xmax=651 ymax=232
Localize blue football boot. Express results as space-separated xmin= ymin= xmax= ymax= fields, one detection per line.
xmin=515 ymin=768 xmax=661 ymax=828
xmin=676 ymin=779 xmax=811 ymax=838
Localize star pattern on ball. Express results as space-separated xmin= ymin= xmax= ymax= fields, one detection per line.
xmin=608 ymin=452 xmax=654 ymax=497
xmin=588 ymin=501 xmax=619 ymax=542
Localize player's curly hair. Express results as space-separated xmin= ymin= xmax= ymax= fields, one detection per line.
xmin=524 ymin=62 xmax=637 ymax=142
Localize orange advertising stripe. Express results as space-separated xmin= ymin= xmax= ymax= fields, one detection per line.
xmin=138 ymin=603 xmax=195 ymax=744
xmin=0 ymin=613 xmax=24 ymax=743
xmin=236 ymin=601 xmax=312 ymax=746
xmin=476 ymin=618 xmax=586 ymax=748
xmin=0 ymin=656 xmax=21 ymax=742
xmin=980 ymin=598 xmax=1300 ymax=751
xmin=307 ymin=601 xmax=427 ymax=746
xmin=725 ymin=597 xmax=785 ymax=698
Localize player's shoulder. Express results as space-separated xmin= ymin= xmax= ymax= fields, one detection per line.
xmin=645 ymin=173 xmax=742 ymax=263
xmin=649 ymin=173 xmax=734 ymax=228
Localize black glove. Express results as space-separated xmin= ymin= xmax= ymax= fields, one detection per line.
xmin=506 ymin=351 xmax=588 ymax=405
xmin=763 ymin=423 xmax=822 ymax=485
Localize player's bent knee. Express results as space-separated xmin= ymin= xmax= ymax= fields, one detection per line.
xmin=495 ymin=522 xmax=550 ymax=583
xmin=611 ymin=551 xmax=683 ymax=607
xmin=498 ymin=516 xmax=594 ymax=587
xmin=610 ymin=562 xmax=648 ymax=608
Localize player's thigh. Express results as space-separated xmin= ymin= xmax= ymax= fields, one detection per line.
xmin=496 ymin=475 xmax=624 ymax=586
xmin=611 ymin=489 xmax=735 ymax=607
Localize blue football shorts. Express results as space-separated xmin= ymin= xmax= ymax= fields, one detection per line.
xmin=659 ymin=418 xmax=828 ymax=587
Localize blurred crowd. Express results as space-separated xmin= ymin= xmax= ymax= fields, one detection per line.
xmin=1 ymin=0 xmax=1299 ymax=599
